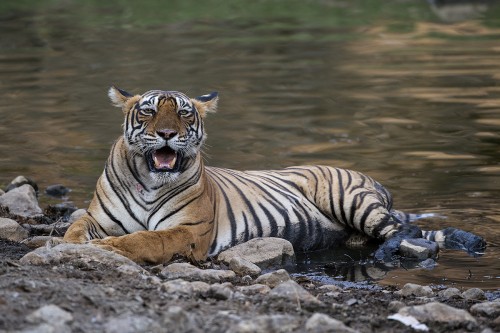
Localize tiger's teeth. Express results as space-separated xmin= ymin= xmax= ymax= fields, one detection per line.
xmin=154 ymin=155 xmax=160 ymax=168
xmin=169 ymin=156 xmax=177 ymax=169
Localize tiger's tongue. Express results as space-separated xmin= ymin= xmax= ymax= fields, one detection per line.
xmin=153 ymin=148 xmax=177 ymax=170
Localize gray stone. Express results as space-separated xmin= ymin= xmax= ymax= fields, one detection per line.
xmin=462 ymin=288 xmax=486 ymax=301
xmin=398 ymin=302 xmax=477 ymax=328
xmin=19 ymin=243 xmax=146 ymax=275
xmin=104 ymin=314 xmax=161 ymax=333
xmin=22 ymin=236 xmax=57 ymax=248
xmin=470 ymin=302 xmax=500 ymax=318
xmin=208 ymin=282 xmax=234 ymax=300
xmin=397 ymin=283 xmax=434 ymax=297
xmin=229 ymin=256 xmax=261 ymax=277
xmin=162 ymin=279 xmax=201 ymax=298
xmin=217 ymin=237 xmax=295 ymax=270
xmin=161 ymin=306 xmax=202 ymax=333
xmin=438 ymin=287 xmax=462 ymax=299
xmin=266 ymin=280 xmax=323 ymax=309
xmin=399 ymin=238 xmax=439 ymax=259
xmin=5 ymin=175 xmax=38 ymax=193
xmin=26 ymin=304 xmax=73 ymax=324
xmin=0 ymin=184 xmax=42 ymax=217
xmin=0 ymin=217 xmax=29 ymax=241
xmin=388 ymin=300 xmax=406 ymax=312
xmin=160 ymin=262 xmax=235 ymax=283
xmin=231 ymin=314 xmax=299 ymax=333
xmin=418 ymin=258 xmax=437 ymax=269
xmin=68 ymin=209 xmax=86 ymax=224
xmin=255 ymin=269 xmax=291 ymax=288
xmin=305 ymin=313 xmax=359 ymax=333
xmin=237 ymin=284 xmax=271 ymax=296
xmin=20 ymin=323 xmax=71 ymax=333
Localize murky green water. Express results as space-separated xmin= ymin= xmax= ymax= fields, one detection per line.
xmin=1 ymin=0 xmax=499 ymax=289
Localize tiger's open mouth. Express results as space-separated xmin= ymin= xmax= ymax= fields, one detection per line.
xmin=146 ymin=146 xmax=181 ymax=173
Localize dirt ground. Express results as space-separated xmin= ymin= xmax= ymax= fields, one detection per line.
xmin=0 ymin=237 xmax=498 ymax=333
xmin=0 ymin=204 xmax=498 ymax=332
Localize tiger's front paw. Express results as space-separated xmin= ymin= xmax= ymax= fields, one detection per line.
xmin=89 ymin=237 xmax=130 ymax=258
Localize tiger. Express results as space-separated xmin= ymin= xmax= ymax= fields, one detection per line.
xmin=63 ymin=87 xmax=486 ymax=264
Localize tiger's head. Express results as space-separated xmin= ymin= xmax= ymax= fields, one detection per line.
xmin=108 ymin=87 xmax=218 ymax=183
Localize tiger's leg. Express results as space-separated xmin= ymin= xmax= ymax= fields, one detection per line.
xmin=63 ymin=213 xmax=105 ymax=243
xmin=89 ymin=227 xmax=206 ymax=264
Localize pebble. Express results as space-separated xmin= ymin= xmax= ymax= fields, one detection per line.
xmin=398 ymin=302 xmax=477 ymax=329
xmin=399 ymin=238 xmax=439 ymax=260
xmin=104 ymin=314 xmax=161 ymax=333
xmin=266 ymin=280 xmax=323 ymax=309
xmin=231 ymin=314 xmax=299 ymax=333
xmin=470 ymin=301 xmax=500 ymax=318
xmin=161 ymin=306 xmax=202 ymax=333
xmin=208 ymin=282 xmax=234 ymax=300
xmin=397 ymin=283 xmax=434 ymax=298
xmin=438 ymin=287 xmax=462 ymax=300
xmin=217 ymin=237 xmax=296 ymax=270
xmin=160 ymin=262 xmax=235 ymax=283
xmin=388 ymin=300 xmax=406 ymax=312
xmin=26 ymin=304 xmax=73 ymax=324
xmin=462 ymin=287 xmax=487 ymax=301
xmin=229 ymin=256 xmax=262 ymax=277
xmin=254 ymin=269 xmax=290 ymax=288
xmin=0 ymin=217 xmax=29 ymax=242
xmin=0 ymin=184 xmax=42 ymax=217
xmin=305 ymin=313 xmax=359 ymax=333
xmin=237 ymin=284 xmax=271 ymax=296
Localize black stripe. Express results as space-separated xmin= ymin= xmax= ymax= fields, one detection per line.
xmin=152 ymin=192 xmax=203 ymax=230
xmin=95 ymin=190 xmax=128 ymax=234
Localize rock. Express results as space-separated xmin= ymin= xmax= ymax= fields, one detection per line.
xmin=255 ymin=269 xmax=291 ymax=288
xmin=159 ymin=262 xmax=235 ymax=283
xmin=19 ymin=243 xmax=146 ymax=275
xmin=22 ymin=236 xmax=57 ymax=248
xmin=0 ymin=184 xmax=42 ymax=217
xmin=397 ymin=283 xmax=434 ymax=297
xmin=237 ymin=284 xmax=271 ymax=296
xmin=208 ymin=282 xmax=234 ymax=300
xmin=230 ymin=314 xmax=299 ymax=333
xmin=470 ymin=302 xmax=500 ymax=317
xmin=229 ymin=257 xmax=261 ymax=277
xmin=104 ymin=314 xmax=161 ymax=333
xmin=398 ymin=302 xmax=477 ymax=329
xmin=266 ymin=280 xmax=323 ymax=309
xmin=217 ymin=237 xmax=295 ymax=270
xmin=26 ymin=304 xmax=73 ymax=324
xmin=305 ymin=313 xmax=359 ymax=333
xmin=45 ymin=184 xmax=70 ymax=197
xmin=0 ymin=217 xmax=29 ymax=241
xmin=68 ymin=209 xmax=86 ymax=224
xmin=388 ymin=300 xmax=406 ymax=312
xmin=462 ymin=288 xmax=487 ymax=301
xmin=418 ymin=258 xmax=437 ymax=269
xmin=44 ymin=203 xmax=77 ymax=222
xmin=161 ymin=279 xmax=210 ymax=298
xmin=161 ymin=306 xmax=202 ymax=333
xmin=5 ymin=176 xmax=38 ymax=193
xmin=438 ymin=287 xmax=462 ymax=300
xmin=399 ymin=238 xmax=439 ymax=260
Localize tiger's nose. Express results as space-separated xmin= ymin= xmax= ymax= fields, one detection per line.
xmin=157 ymin=129 xmax=177 ymax=140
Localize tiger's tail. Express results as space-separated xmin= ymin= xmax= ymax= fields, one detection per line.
xmin=390 ymin=210 xmax=486 ymax=256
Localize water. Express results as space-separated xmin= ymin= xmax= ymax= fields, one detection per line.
xmin=0 ymin=0 xmax=499 ymax=289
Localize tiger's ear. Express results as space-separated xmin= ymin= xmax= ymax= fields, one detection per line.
xmin=108 ymin=86 xmax=134 ymax=108
xmin=192 ymin=92 xmax=218 ymax=118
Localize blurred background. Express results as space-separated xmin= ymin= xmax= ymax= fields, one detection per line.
xmin=0 ymin=0 xmax=499 ymax=288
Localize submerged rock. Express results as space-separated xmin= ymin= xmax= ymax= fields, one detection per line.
xmin=45 ymin=184 xmax=70 ymax=197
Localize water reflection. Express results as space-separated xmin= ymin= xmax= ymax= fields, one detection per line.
xmin=0 ymin=1 xmax=499 ymax=288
